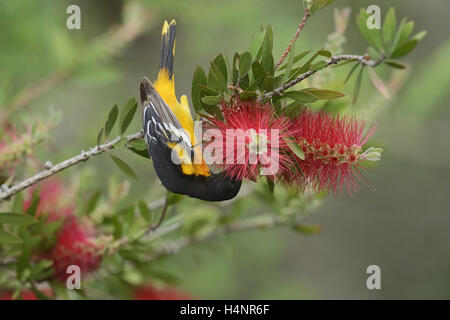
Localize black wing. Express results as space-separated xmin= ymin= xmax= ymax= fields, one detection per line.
xmin=140 ymin=77 xmax=193 ymax=161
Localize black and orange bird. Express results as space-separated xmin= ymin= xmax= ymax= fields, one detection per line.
xmin=140 ymin=20 xmax=241 ymax=201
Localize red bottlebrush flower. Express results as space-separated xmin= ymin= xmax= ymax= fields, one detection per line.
xmin=23 ymin=179 xmax=102 ymax=282
xmin=132 ymin=285 xmax=193 ymax=300
xmin=287 ymin=109 xmax=379 ymax=195
xmin=45 ymin=217 xmax=103 ymax=282
xmin=203 ymin=100 xmax=293 ymax=181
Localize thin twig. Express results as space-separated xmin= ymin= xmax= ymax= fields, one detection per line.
xmin=0 ymin=131 xmax=144 ymax=201
xmin=147 ymin=196 xmax=169 ymax=233
xmin=275 ymin=8 xmax=311 ymax=70
xmin=261 ymin=54 xmax=385 ymax=101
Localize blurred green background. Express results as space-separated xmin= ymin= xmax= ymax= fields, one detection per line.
xmin=1 ymin=0 xmax=450 ymax=299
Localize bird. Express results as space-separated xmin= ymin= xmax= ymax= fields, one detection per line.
xmin=140 ymin=20 xmax=242 ymax=201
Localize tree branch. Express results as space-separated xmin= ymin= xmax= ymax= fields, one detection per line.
xmin=0 ymin=131 xmax=144 ymax=202
xmin=261 ymin=54 xmax=385 ymax=101
xmin=275 ymin=8 xmax=311 ymax=70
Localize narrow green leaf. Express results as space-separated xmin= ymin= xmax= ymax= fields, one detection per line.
xmin=277 ymin=50 xmax=311 ymax=71
xmin=97 ymin=127 xmax=103 ymax=145
xmin=389 ymin=17 xmax=406 ymax=55
xmin=209 ymin=62 xmax=227 ymax=92
xmin=310 ymin=60 xmax=328 ymax=71
xmin=390 ymin=40 xmax=418 ymax=59
xmin=262 ymin=76 xmax=275 ymax=91
xmin=356 ymin=9 xmax=383 ymax=52
xmin=0 ymin=229 xmax=22 ymax=244
xmin=239 ymin=52 xmax=253 ymax=77
xmin=411 ymin=30 xmax=427 ymax=42
xmin=283 ymin=136 xmax=305 ymax=160
xmin=128 ymin=139 xmax=147 ymax=151
xmin=384 ymin=60 xmax=407 ymax=69
xmin=191 ymin=66 xmax=207 ymax=113
xmin=0 ymin=213 xmax=38 ymax=226
xmin=109 ymin=155 xmax=139 ymax=180
xmin=232 ymin=53 xmax=240 ymax=84
xmin=82 ymin=190 xmax=101 ymax=215
xmin=303 ymin=88 xmax=345 ymax=100
xmin=138 ymin=200 xmax=152 ymax=222
xmin=261 ymin=25 xmax=274 ymax=75
xmin=250 ymin=30 xmax=266 ymax=58
xmin=201 ymin=96 xmax=221 ymax=106
xmin=283 ymin=90 xmax=318 ymax=103
xmin=120 ymin=98 xmax=138 ymax=134
xmin=104 ymin=104 xmax=119 ymax=138
xmin=352 ymin=66 xmax=364 ymax=105
xmin=318 ymin=50 xmax=332 ymax=58
xmin=344 ymin=62 xmax=359 ymax=84
xmin=282 ymin=40 xmax=295 ymax=84
xmin=127 ymin=147 xmax=150 ymax=159
xmin=198 ymin=84 xmax=219 ymax=96
xmin=213 ymin=54 xmax=228 ymax=83
xmin=397 ymin=21 xmax=415 ymax=45
xmin=252 ymin=61 xmax=267 ymax=82
xmin=382 ymin=7 xmax=397 ymax=48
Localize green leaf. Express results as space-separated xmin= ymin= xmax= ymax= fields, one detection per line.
xmin=303 ymin=88 xmax=345 ymax=100
xmin=261 ymin=25 xmax=274 ymax=75
xmin=239 ymin=52 xmax=253 ymax=77
xmin=109 ymin=155 xmax=138 ymax=180
xmin=397 ymin=21 xmax=415 ymax=46
xmin=127 ymin=146 xmax=150 ymax=159
xmin=411 ymin=30 xmax=427 ymax=42
xmin=96 ymin=127 xmax=103 ymax=145
xmin=262 ymin=76 xmax=275 ymax=91
xmin=138 ymin=200 xmax=152 ymax=222
xmin=213 ymin=54 xmax=228 ymax=83
xmin=277 ymin=50 xmax=311 ymax=71
xmin=304 ymin=0 xmax=335 ymax=15
xmin=209 ymin=62 xmax=228 ymax=92
xmin=356 ymin=9 xmax=383 ymax=52
xmin=283 ymin=136 xmax=305 ymax=160
xmin=384 ymin=60 xmax=407 ymax=69
xmin=201 ymin=96 xmax=221 ymax=106
xmin=390 ymin=40 xmax=418 ymax=59
xmin=250 ymin=30 xmax=266 ymax=58
xmin=282 ymin=40 xmax=295 ymax=84
xmin=191 ymin=66 xmax=208 ymax=113
xmin=344 ymin=62 xmax=360 ymax=84
xmin=352 ymin=66 xmax=364 ymax=105
xmin=82 ymin=190 xmax=101 ymax=215
xmin=310 ymin=60 xmax=328 ymax=71
xmin=283 ymin=90 xmax=318 ymax=103
xmin=382 ymin=7 xmax=396 ymax=48
xmin=104 ymin=104 xmax=119 ymax=138
xmin=120 ymin=98 xmax=138 ymax=134
xmin=318 ymin=50 xmax=332 ymax=58
xmin=0 ymin=213 xmax=38 ymax=226
xmin=252 ymin=61 xmax=267 ymax=82
xmin=198 ymin=84 xmax=219 ymax=96
xmin=128 ymin=138 xmax=147 ymax=151
xmin=0 ymin=229 xmax=22 ymax=244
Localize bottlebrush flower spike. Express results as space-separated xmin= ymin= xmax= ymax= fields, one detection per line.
xmin=287 ymin=109 xmax=380 ymax=195
xmin=46 ymin=217 xmax=103 ymax=282
xmin=23 ymin=179 xmax=103 ymax=282
xmin=203 ymin=100 xmax=293 ymax=181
